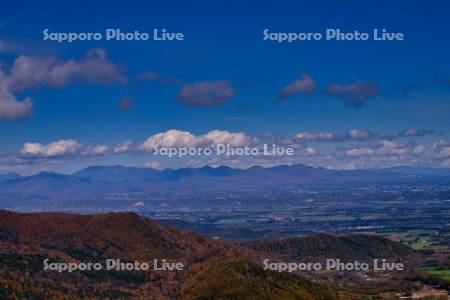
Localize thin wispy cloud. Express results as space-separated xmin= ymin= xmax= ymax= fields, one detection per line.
xmin=324 ymin=82 xmax=380 ymax=109
xmin=177 ymin=80 xmax=236 ymax=107
xmin=0 ymin=48 xmax=126 ymax=121
xmin=277 ymin=74 xmax=316 ymax=101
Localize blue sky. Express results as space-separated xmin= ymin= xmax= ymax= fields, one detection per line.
xmin=1 ymin=1 xmax=450 ymax=174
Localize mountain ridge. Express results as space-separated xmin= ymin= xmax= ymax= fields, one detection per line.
xmin=4 ymin=163 xmax=450 ymax=179
xmin=1 ymin=164 xmax=449 ymax=205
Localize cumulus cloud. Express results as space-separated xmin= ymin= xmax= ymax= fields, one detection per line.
xmin=413 ymin=144 xmax=426 ymax=155
xmin=442 ymin=159 xmax=450 ymax=167
xmin=346 ymin=129 xmax=375 ymax=140
xmin=277 ymin=74 xmax=316 ymax=101
xmin=204 ymin=130 xmax=258 ymax=147
xmin=15 ymin=129 xmax=260 ymax=164
xmin=0 ymin=49 xmax=125 ymax=121
xmin=345 ymin=140 xmax=426 ymax=158
xmin=433 ymin=139 xmax=450 ymax=157
xmin=21 ymin=139 xmax=81 ymax=158
xmin=84 ymin=145 xmax=110 ymax=156
xmin=9 ymin=129 xmax=450 ymax=172
xmin=305 ymin=147 xmax=317 ymax=155
xmin=346 ymin=147 xmax=375 ymax=157
xmin=324 ymin=82 xmax=379 ymax=109
xmin=19 ymin=139 xmax=115 ymax=160
xmin=116 ymin=132 xmax=448 ymax=170
xmin=177 ymin=80 xmax=235 ymax=107
xmin=113 ymin=141 xmax=134 ymax=154
xmin=140 ymin=130 xmax=203 ymax=150
xmin=146 ymin=160 xmax=163 ymax=170
xmin=140 ymin=129 xmax=258 ymax=151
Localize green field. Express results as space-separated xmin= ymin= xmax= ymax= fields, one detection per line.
xmin=408 ymin=240 xmax=431 ymax=250
xmin=422 ymin=267 xmax=450 ymax=280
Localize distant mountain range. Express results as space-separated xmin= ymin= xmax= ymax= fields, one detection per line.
xmin=0 ymin=172 xmax=21 ymax=182
xmin=0 ymin=164 xmax=449 ymax=202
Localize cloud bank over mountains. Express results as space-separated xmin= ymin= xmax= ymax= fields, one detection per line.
xmin=0 ymin=127 xmax=446 ymax=174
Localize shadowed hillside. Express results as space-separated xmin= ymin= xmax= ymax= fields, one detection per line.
xmin=246 ymin=233 xmax=415 ymax=261
xmin=0 ymin=210 xmax=338 ymax=300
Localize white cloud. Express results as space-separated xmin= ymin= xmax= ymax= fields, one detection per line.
xmin=140 ymin=129 xmax=202 ymax=150
xmin=203 ymin=130 xmax=258 ymax=147
xmin=113 ymin=140 xmax=134 ymax=154
xmin=305 ymin=147 xmax=317 ymax=155
xmin=346 ymin=140 xmax=427 ymax=158
xmin=139 ymin=129 xmax=258 ymax=151
xmin=438 ymin=147 xmax=450 ymax=157
xmin=21 ymin=139 xmax=81 ymax=158
xmin=87 ymin=145 xmax=110 ymax=155
xmin=19 ymin=139 xmax=113 ymax=160
xmin=433 ymin=139 xmax=450 ymax=157
xmin=346 ymin=129 xmax=374 ymax=140
xmin=413 ymin=144 xmax=426 ymax=155
xmin=146 ymin=160 xmax=162 ymax=169
xmin=346 ymin=147 xmax=375 ymax=157
xmin=9 ymin=129 xmax=450 ymax=172
xmin=442 ymin=158 xmax=450 ymax=167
